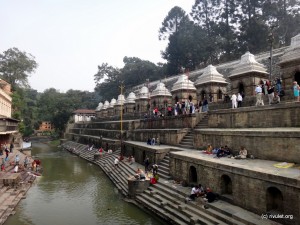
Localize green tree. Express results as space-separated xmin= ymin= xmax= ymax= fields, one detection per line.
xmin=94 ymin=63 xmax=121 ymax=101
xmin=159 ymin=6 xmax=187 ymax=40
xmin=121 ymin=57 xmax=164 ymax=89
xmin=0 ymin=47 xmax=38 ymax=90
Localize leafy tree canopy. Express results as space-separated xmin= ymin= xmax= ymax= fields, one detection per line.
xmin=0 ymin=47 xmax=38 ymax=90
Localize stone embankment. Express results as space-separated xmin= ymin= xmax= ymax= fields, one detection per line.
xmin=0 ymin=149 xmax=37 ymax=225
xmin=62 ymin=141 xmax=280 ymax=225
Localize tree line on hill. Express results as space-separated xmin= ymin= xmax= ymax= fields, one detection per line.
xmin=0 ymin=48 xmax=100 ymax=137
xmin=94 ymin=0 xmax=300 ymax=100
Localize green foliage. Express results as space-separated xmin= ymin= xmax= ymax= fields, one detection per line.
xmin=0 ymin=47 xmax=38 ymax=90
xmin=159 ymin=0 xmax=300 ymax=73
xmin=18 ymin=121 xmax=25 ymax=134
xmin=94 ymin=58 xmax=166 ymax=100
xmin=159 ymin=6 xmax=188 ymax=40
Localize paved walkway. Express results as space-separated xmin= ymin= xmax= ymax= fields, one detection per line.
xmin=125 ymin=141 xmax=300 ymax=181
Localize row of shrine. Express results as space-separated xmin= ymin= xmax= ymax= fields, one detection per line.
xmin=95 ymin=33 xmax=300 ymax=118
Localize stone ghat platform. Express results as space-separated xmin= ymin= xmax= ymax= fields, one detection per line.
xmin=124 ymin=141 xmax=300 ymax=224
xmin=0 ymin=150 xmax=37 ymax=225
xmin=194 ymin=127 xmax=300 ymax=164
xmin=62 ymin=141 xmax=281 ymax=225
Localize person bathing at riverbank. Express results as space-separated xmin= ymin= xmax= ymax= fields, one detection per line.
xmin=134 ymin=168 xmax=146 ymax=180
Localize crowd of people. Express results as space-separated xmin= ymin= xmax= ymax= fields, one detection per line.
xmin=202 ymin=144 xmax=248 ymax=159
xmin=186 ymin=184 xmax=217 ymax=204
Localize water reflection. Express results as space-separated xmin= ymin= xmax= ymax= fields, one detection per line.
xmin=5 ymin=142 xmax=165 ymax=225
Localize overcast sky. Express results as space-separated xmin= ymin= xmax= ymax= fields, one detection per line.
xmin=0 ymin=0 xmax=194 ymax=93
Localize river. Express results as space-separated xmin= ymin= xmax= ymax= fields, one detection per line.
xmin=5 ymin=142 xmax=166 ymax=225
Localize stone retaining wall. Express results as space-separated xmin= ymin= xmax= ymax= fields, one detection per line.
xmin=132 ymin=129 xmax=189 ymax=146
xmin=194 ymin=129 xmax=300 ymax=163
xmin=169 ymin=153 xmax=300 ymax=225
xmin=208 ymin=102 xmax=300 ymax=128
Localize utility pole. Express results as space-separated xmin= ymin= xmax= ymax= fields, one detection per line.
xmin=268 ymin=24 xmax=278 ymax=81
xmin=119 ymin=82 xmax=124 ymax=153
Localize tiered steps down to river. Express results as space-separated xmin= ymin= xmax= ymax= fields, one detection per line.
xmin=62 ymin=141 xmax=279 ymax=225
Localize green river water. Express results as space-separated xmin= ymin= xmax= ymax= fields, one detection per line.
xmin=5 ymin=142 xmax=166 ymax=225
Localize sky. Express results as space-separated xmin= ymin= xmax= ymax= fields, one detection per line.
xmin=0 ymin=0 xmax=194 ymax=93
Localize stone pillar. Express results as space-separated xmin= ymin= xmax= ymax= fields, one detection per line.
xmin=127 ymin=177 xmax=150 ymax=198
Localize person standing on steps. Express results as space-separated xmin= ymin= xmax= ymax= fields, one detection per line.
xmin=144 ymin=156 xmax=150 ymax=172
xmin=114 ymin=157 xmax=119 ymax=168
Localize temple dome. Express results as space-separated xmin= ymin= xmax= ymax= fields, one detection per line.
xmin=108 ymin=98 xmax=116 ymax=108
xmin=138 ymin=86 xmax=150 ymax=99
xmin=280 ymin=33 xmax=300 ymax=64
xmin=95 ymin=102 xmax=103 ymax=111
xmin=125 ymin=92 xmax=136 ymax=104
xmin=171 ymin=74 xmax=196 ymax=92
xmin=102 ymin=100 xmax=110 ymax=110
xmin=229 ymin=52 xmax=267 ymax=77
xmin=195 ymin=65 xmax=227 ymax=85
xmin=150 ymin=82 xmax=172 ymax=97
xmin=116 ymin=94 xmax=125 ymax=105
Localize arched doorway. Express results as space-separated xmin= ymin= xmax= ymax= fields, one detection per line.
xmin=152 ymin=100 xmax=156 ymax=107
xmin=220 ymin=175 xmax=232 ymax=195
xmin=266 ymin=187 xmax=283 ymax=212
xmin=189 ymin=166 xmax=197 ymax=184
xmin=217 ymin=89 xmax=223 ymax=100
xmin=238 ymin=82 xmax=245 ymax=96
xmin=294 ymin=71 xmax=300 ymax=84
xmin=188 ymin=95 xmax=193 ymax=101
xmin=201 ymin=90 xmax=206 ymax=100
xmin=175 ymin=96 xmax=179 ymax=103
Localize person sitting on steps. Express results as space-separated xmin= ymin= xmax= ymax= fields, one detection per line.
xmin=234 ymin=146 xmax=247 ymax=159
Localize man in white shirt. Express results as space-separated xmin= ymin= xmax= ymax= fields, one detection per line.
xmin=237 ymin=93 xmax=243 ymax=107
xmin=255 ymin=85 xmax=264 ymax=106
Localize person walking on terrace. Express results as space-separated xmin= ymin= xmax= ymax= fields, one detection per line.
xmin=255 ymin=85 xmax=264 ymax=106
xmin=293 ymin=81 xmax=300 ymax=102
xmin=267 ymin=85 xmax=275 ymax=105
xmin=237 ymin=93 xmax=243 ymax=107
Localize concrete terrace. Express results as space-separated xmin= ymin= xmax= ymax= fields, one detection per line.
xmin=125 ymin=141 xmax=300 ymax=181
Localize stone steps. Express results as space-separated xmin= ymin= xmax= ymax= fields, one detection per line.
xmin=158 ymin=154 xmax=171 ymax=180
xmin=62 ymin=141 xmax=276 ymax=225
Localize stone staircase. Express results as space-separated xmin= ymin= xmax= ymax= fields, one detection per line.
xmin=178 ymin=113 xmax=209 ymax=149
xmin=62 ymin=141 xmax=138 ymax=196
xmin=62 ymin=141 xmax=278 ymax=225
xmin=157 ymin=153 xmax=171 ymax=180
xmin=195 ymin=113 xmax=209 ymax=129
